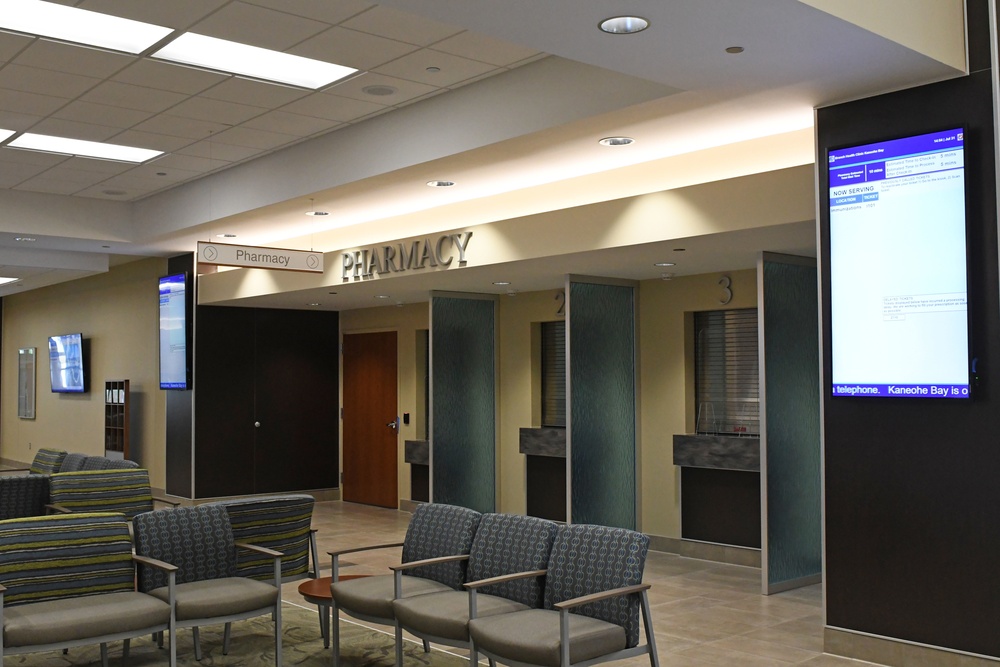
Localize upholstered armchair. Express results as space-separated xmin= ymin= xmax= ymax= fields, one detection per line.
xmin=468 ymin=524 xmax=659 ymax=667
xmin=392 ymin=512 xmax=559 ymax=665
xmin=0 ymin=448 xmax=67 ymax=475
xmin=329 ymin=502 xmax=482 ymax=667
xmin=47 ymin=468 xmax=179 ymax=520
xmin=0 ymin=475 xmax=50 ymax=520
xmin=132 ymin=504 xmax=284 ymax=666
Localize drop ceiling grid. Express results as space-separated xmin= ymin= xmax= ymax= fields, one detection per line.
xmin=0 ymin=1 xmax=544 ymax=201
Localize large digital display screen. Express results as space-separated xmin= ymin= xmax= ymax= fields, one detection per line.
xmin=829 ymin=128 xmax=970 ymax=399
xmin=49 ymin=332 xmax=85 ymax=393
xmin=158 ymin=273 xmax=190 ymax=390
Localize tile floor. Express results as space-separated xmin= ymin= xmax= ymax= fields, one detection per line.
xmin=286 ymin=501 xmax=884 ymax=667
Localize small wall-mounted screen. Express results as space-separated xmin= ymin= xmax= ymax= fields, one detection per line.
xmin=829 ymin=128 xmax=970 ymax=399
xmin=49 ymin=333 xmax=85 ymax=393
xmin=159 ymin=273 xmax=190 ymax=390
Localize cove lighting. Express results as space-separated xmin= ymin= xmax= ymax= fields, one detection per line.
xmin=1 ymin=0 xmax=173 ymax=54
xmin=8 ymin=133 xmax=163 ymax=163
xmin=153 ymin=33 xmax=357 ymax=89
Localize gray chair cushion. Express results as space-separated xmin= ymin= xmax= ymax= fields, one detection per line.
xmin=393 ymin=590 xmax=528 ymax=641
xmin=469 ymin=608 xmax=626 ymax=667
xmin=331 ymin=574 xmax=452 ymax=619
xmin=400 ymin=503 xmax=481 ymax=590
xmin=149 ymin=577 xmax=278 ymax=621
xmin=2 ymin=591 xmax=170 ymax=648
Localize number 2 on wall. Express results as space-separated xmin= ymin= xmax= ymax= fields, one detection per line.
xmin=718 ymin=275 xmax=733 ymax=304
xmin=555 ymin=289 xmax=565 ymax=316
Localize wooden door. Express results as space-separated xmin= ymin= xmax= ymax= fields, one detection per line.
xmin=342 ymin=331 xmax=398 ymax=507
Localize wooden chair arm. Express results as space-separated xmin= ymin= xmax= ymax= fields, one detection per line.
xmin=390 ymin=554 xmax=469 ymax=572
xmin=327 ymin=542 xmax=404 ymax=558
xmin=552 ymin=583 xmax=650 ymax=611
xmin=236 ymin=541 xmax=283 ymax=558
xmin=132 ymin=554 xmax=179 ymax=573
xmin=464 ymin=569 xmax=547 ymax=590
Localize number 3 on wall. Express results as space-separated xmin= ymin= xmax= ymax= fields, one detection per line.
xmin=718 ymin=275 xmax=733 ymax=304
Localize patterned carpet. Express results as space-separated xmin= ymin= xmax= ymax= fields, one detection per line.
xmin=3 ymin=602 xmax=469 ymax=667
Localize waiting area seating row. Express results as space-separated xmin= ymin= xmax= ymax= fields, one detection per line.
xmin=2 ymin=447 xmax=141 ymax=475
xmin=330 ymin=503 xmax=658 ymax=667
xmin=0 ymin=493 xmax=320 ymax=667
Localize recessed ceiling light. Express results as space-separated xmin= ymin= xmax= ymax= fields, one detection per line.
xmin=216 ymin=233 xmax=237 ymax=238
xmin=0 ymin=277 xmax=19 ymax=286
xmin=101 ymin=245 xmax=110 ymax=249
xmin=599 ymin=136 xmax=635 ymax=147
xmin=15 ymin=237 xmax=36 ymax=242
xmin=674 ymin=248 xmax=686 ymax=252
xmin=427 ymin=180 xmax=454 ymax=187
xmin=726 ymin=46 xmax=745 ymax=54
xmin=375 ymin=295 xmax=391 ymax=299
xmin=661 ymin=273 xmax=674 ymax=281
xmin=307 ymin=302 xmax=321 ymax=306
xmin=426 ymin=66 xmax=441 ymax=73
xmin=599 ymin=16 xmax=649 ymax=34
xmin=362 ymin=85 xmax=398 ymax=97
xmin=493 ymin=281 xmax=511 ymax=286
xmin=0 ymin=0 xmax=174 ymax=54
xmin=9 ymin=133 xmax=162 ymax=163
xmin=654 ymin=262 xmax=675 ymax=267
xmin=152 ymin=33 xmax=357 ymax=89
xmin=305 ymin=210 xmax=329 ymax=216
xmin=328 ymin=291 xmax=338 ymax=295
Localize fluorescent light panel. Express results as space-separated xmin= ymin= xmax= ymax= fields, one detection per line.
xmin=153 ymin=33 xmax=357 ymax=89
xmin=0 ymin=277 xmax=19 ymax=286
xmin=9 ymin=133 xmax=163 ymax=163
xmin=1 ymin=0 xmax=173 ymax=54
xmin=0 ymin=129 xmax=15 ymax=142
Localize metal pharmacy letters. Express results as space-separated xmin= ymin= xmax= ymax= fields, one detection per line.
xmin=197 ymin=241 xmax=324 ymax=273
xmin=341 ymin=231 xmax=472 ymax=282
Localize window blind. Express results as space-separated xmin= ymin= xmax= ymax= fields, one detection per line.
xmin=541 ymin=320 xmax=566 ymax=428
xmin=694 ymin=308 xmax=759 ymax=436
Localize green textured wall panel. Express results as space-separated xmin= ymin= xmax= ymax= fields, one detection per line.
xmin=431 ymin=295 xmax=496 ymax=513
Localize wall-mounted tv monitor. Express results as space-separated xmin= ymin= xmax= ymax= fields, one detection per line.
xmin=828 ymin=127 xmax=970 ymax=398
xmin=159 ymin=272 xmax=192 ymax=390
xmin=49 ymin=332 xmax=85 ymax=393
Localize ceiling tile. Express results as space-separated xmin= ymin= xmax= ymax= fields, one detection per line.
xmin=241 ymin=110 xmax=341 ymax=137
xmin=210 ymin=125 xmax=300 ymax=150
xmin=59 ymin=156 xmax=134 ymax=175
xmin=373 ymin=49 xmax=498 ymax=88
xmin=290 ymin=26 xmax=418 ymax=71
xmin=200 ymin=77 xmax=311 ymax=107
xmin=82 ymin=172 xmax=164 ymax=193
xmin=14 ymin=41 xmax=135 ymax=79
xmin=0 ymin=89 xmax=68 ymax=116
xmin=14 ymin=177 xmax=87 ymax=196
xmin=29 ymin=166 xmax=114 ymax=186
xmin=129 ymin=163 xmax=202 ymax=183
xmin=176 ymin=140 xmax=260 ymax=162
xmin=188 ymin=2 xmax=330 ymax=51
xmin=108 ymin=130 xmax=195 ymax=153
xmin=432 ymin=31 xmax=542 ymax=67
xmin=0 ymin=147 xmax=69 ymax=167
xmin=132 ymin=114 xmax=231 ymax=140
xmin=0 ymin=64 xmax=101 ymax=99
xmin=241 ymin=0 xmax=374 ymax=25
xmin=169 ymin=96 xmax=267 ymax=125
xmin=342 ymin=6 xmax=462 ymax=46
xmin=0 ymin=172 xmax=28 ymax=188
xmin=326 ymin=72 xmax=437 ymax=106
xmin=0 ymin=162 xmax=50 ymax=186
xmin=282 ymin=92 xmax=386 ymax=122
xmin=0 ymin=109 xmax=43 ymax=132
xmin=114 ymin=60 xmax=229 ymax=95
xmin=82 ymin=81 xmax=189 ymax=113
xmin=53 ymin=101 xmax=153 ymax=130
xmin=0 ymin=33 xmax=33 ymax=64
xmin=147 ymin=152 xmax=230 ymax=173
xmin=76 ymin=0 xmax=229 ymax=31
xmin=74 ymin=184 xmax=143 ymax=200
xmin=30 ymin=118 xmax=121 ymax=142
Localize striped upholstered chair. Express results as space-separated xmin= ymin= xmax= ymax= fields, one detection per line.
xmin=468 ymin=524 xmax=659 ymax=667
xmin=329 ymin=502 xmax=482 ymax=667
xmin=392 ymin=512 xmax=560 ymax=665
xmin=47 ymin=468 xmax=178 ymax=520
xmin=1 ymin=448 xmax=67 ymax=475
xmin=133 ymin=504 xmax=283 ymax=666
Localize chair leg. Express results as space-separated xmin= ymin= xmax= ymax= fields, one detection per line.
xmin=422 ymin=639 xmax=430 ymax=653
xmin=223 ymin=622 xmax=232 ymax=655
xmin=123 ymin=638 xmax=131 ymax=664
xmin=100 ymin=642 xmax=109 ymax=667
xmin=394 ymin=621 xmax=404 ymax=667
xmin=193 ymin=626 xmax=202 ymax=661
xmin=640 ymin=590 xmax=660 ymax=667
xmin=318 ymin=604 xmax=330 ymax=648
xmin=332 ymin=602 xmax=341 ymax=667
xmin=275 ymin=600 xmax=283 ymax=667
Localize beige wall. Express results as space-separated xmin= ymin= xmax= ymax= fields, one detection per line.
xmin=339 ymin=303 xmax=429 ymax=503
xmin=1 ymin=258 xmax=168 ymax=488
xmin=638 ymin=268 xmax=758 ymax=538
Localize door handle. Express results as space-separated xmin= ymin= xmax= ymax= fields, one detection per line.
xmin=386 ymin=418 xmax=398 ymax=430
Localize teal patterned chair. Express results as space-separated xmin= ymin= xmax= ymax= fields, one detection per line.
xmin=468 ymin=524 xmax=659 ymax=667
xmin=0 ymin=512 xmax=177 ymax=667
xmin=133 ymin=504 xmax=283 ymax=666
xmin=329 ymin=502 xmax=482 ymax=667
xmin=392 ymin=512 xmax=560 ymax=665
xmin=0 ymin=474 xmax=49 ymax=520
